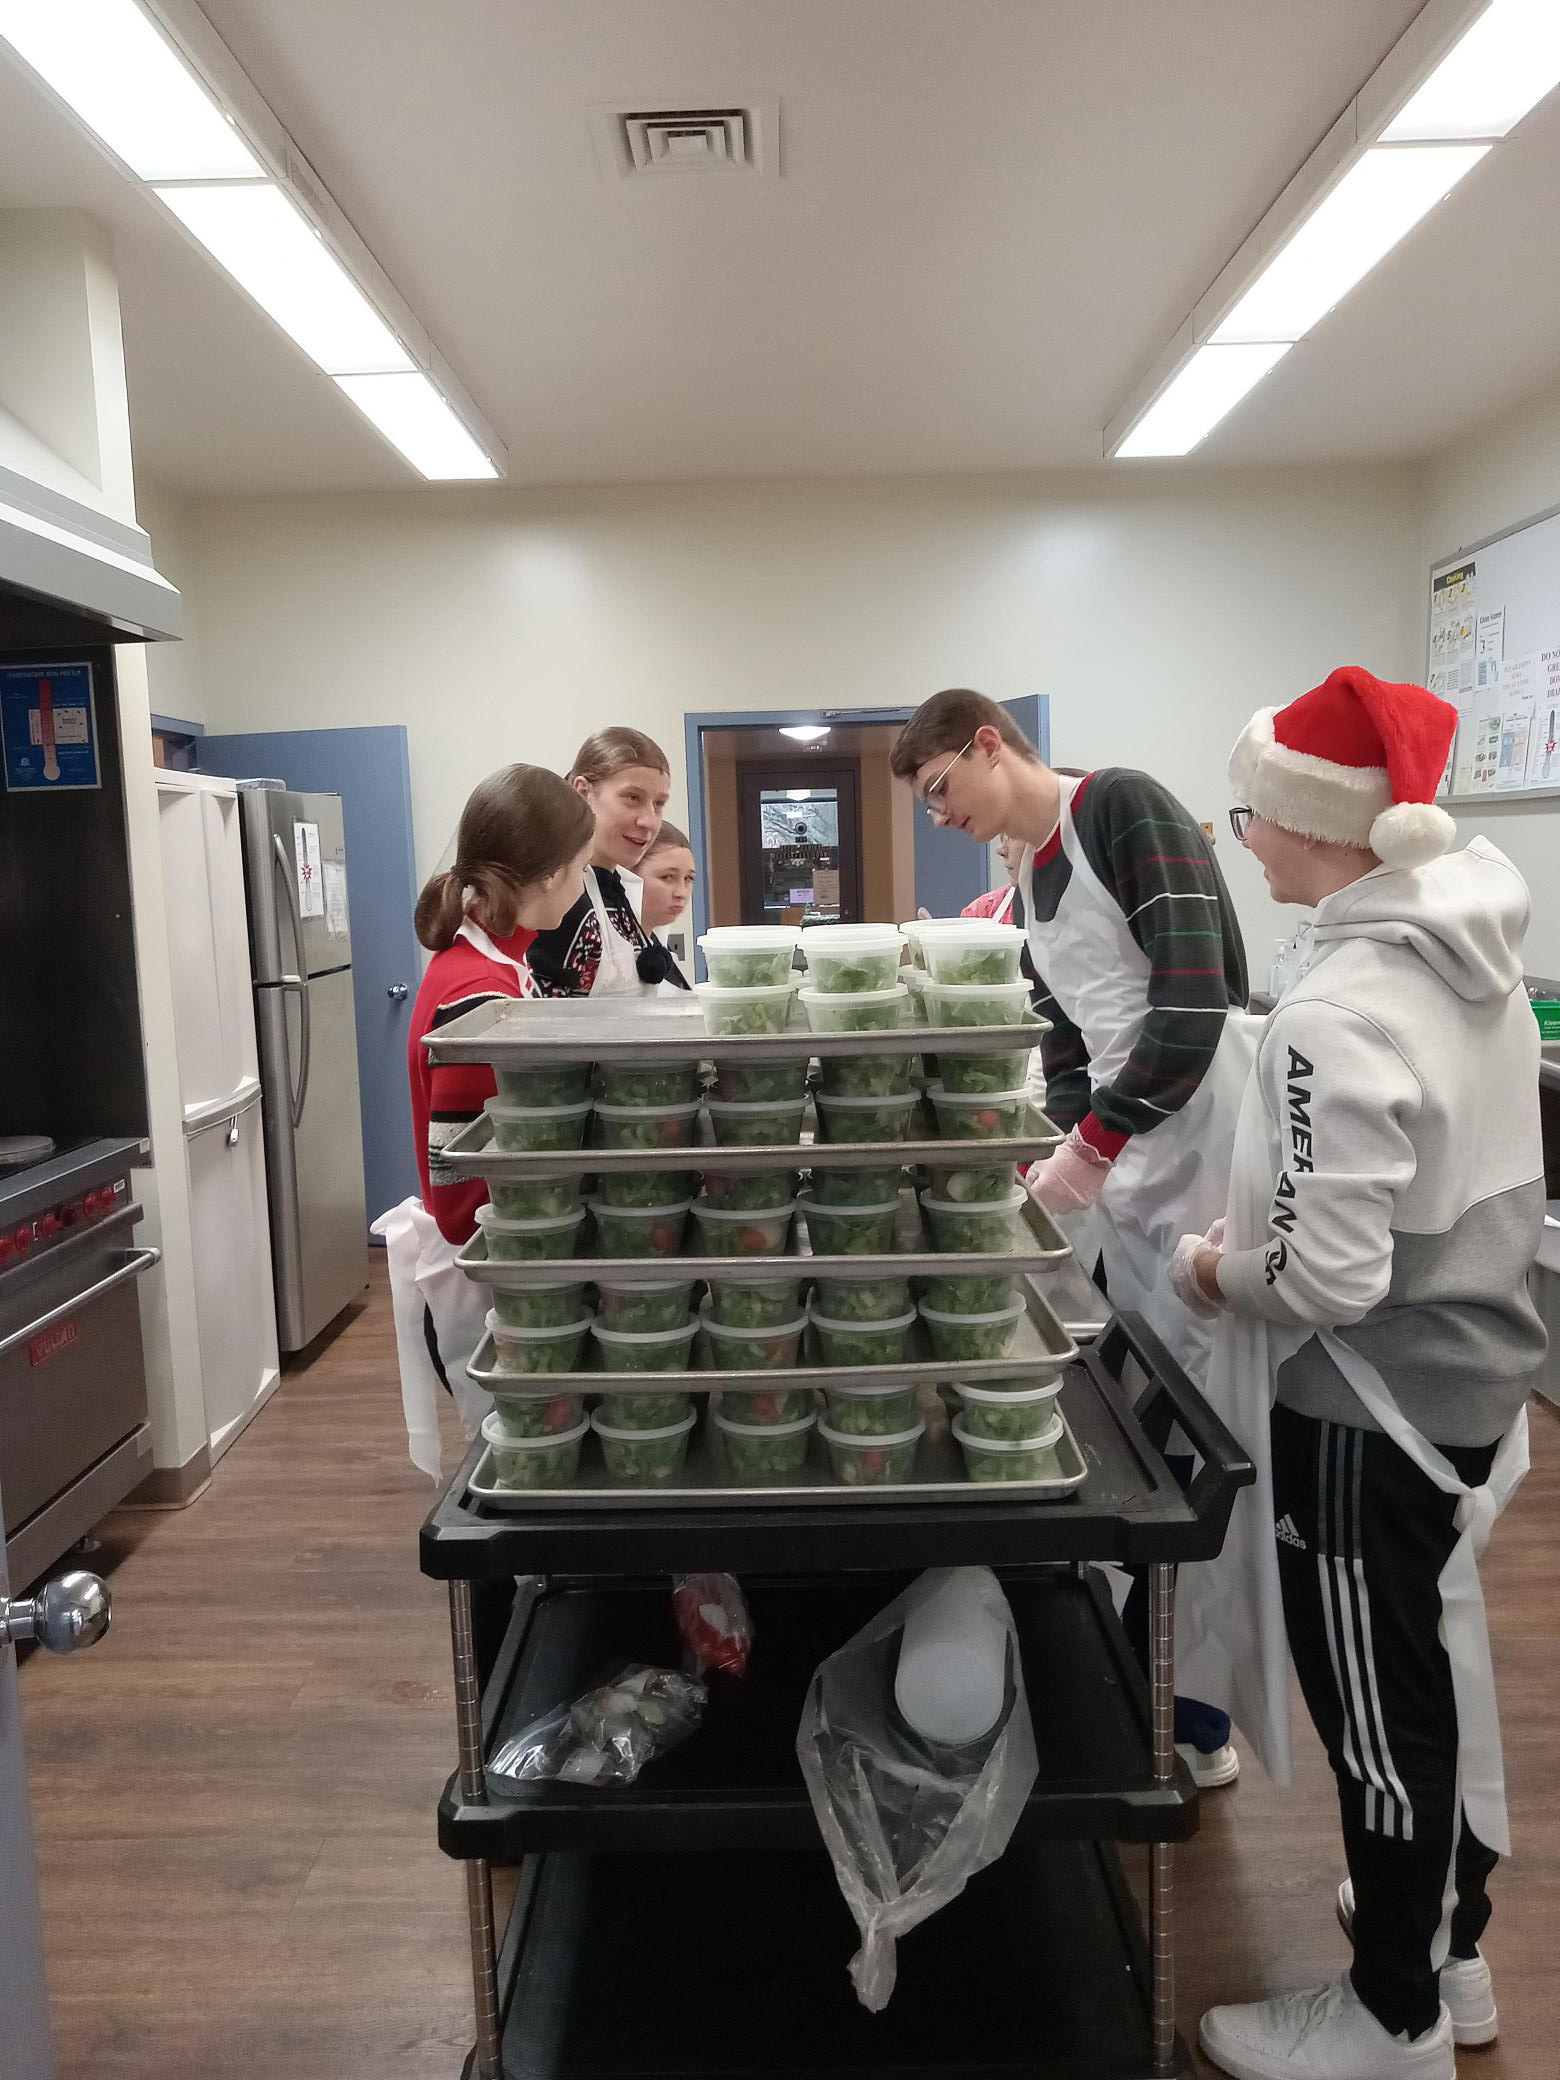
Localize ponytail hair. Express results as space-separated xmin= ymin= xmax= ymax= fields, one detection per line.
xmin=569 ymin=726 xmax=670 ymax=787
xmin=415 ymin=765 xmax=595 ymax=953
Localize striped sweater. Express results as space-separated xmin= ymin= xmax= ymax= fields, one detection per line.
xmin=1025 ymin=769 xmax=1247 ymax=1154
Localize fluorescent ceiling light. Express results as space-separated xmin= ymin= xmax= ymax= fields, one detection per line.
xmin=0 ymin=0 xmax=261 ymax=180
xmin=1384 ymin=0 xmax=1560 ymax=141
xmin=335 ymin=373 xmax=497 ymax=480
xmin=1211 ymin=145 xmax=1488 ymax=344
xmin=157 ymin=184 xmax=412 ymax=375
xmin=779 ymin=725 xmax=831 ymax=743
xmin=1115 ymin=344 xmax=1290 ymax=458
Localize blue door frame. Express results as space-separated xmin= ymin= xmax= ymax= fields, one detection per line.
xmin=683 ymin=699 xmax=1048 ymax=968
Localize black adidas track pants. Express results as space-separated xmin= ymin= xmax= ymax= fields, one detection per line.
xmin=1270 ymin=1402 xmax=1500 ymax=2040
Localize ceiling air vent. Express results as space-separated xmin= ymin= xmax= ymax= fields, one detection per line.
xmin=591 ymin=103 xmax=776 ymax=180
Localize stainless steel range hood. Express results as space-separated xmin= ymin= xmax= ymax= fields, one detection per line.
xmin=0 ymin=455 xmax=181 ymax=641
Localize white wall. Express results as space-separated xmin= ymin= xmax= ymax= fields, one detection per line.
xmin=184 ymin=466 xmax=1421 ymax=966
xmin=1421 ymin=373 xmax=1560 ymax=979
xmin=135 ymin=476 xmax=206 ymax=726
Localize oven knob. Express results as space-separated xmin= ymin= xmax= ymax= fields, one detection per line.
xmin=39 ymin=1212 xmax=61 ymax=1239
xmin=13 ymin=1226 xmax=32 ymax=1255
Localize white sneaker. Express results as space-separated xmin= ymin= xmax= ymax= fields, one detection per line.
xmin=1337 ymin=1879 xmax=1499 ymax=2046
xmin=1200 ymin=1975 xmax=1454 ymax=2080
xmin=1177 ymin=1739 xmax=1240 ymax=1789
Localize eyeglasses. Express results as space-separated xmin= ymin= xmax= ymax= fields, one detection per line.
xmin=919 ymin=738 xmax=975 ymax=819
xmin=1229 ymin=805 xmax=1254 ymax=844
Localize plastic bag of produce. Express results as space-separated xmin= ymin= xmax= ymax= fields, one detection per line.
xmin=795 ymin=1568 xmax=1037 ymax=2011
xmin=488 ymin=1665 xmax=707 ymax=1788
xmin=672 ymin=1573 xmax=755 ymax=1677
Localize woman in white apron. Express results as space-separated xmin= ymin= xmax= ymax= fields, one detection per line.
xmin=376 ymin=765 xmax=596 ymax=1478
xmin=525 ymin=726 xmax=676 ymax=999
xmin=1176 ymin=668 xmax=1545 ymax=2080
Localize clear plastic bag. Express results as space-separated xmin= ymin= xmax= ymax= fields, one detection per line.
xmin=672 ymin=1573 xmax=755 ymax=1677
xmin=488 ymin=1665 xmax=707 ymax=1788
xmin=795 ymin=1568 xmax=1037 ymax=2009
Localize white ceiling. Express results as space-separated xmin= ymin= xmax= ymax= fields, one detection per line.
xmin=2 ymin=0 xmax=1559 ymax=494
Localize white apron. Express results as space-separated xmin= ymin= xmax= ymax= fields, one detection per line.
xmin=1317 ymin=1333 xmax=1528 ymax=1857
xmin=586 ymin=866 xmax=654 ymax=997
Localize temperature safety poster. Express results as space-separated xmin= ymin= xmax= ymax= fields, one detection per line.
xmin=0 ymin=662 xmax=101 ymax=792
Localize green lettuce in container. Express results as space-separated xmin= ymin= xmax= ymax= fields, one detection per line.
xmin=957 ymin=1382 xmax=1062 ymax=1442
xmin=920 ymin=1272 xmax=1019 ymax=1316
xmin=591 ymin=1319 xmax=699 ymax=1373
xmin=705 ymin=1276 xmax=807 ymax=1329
xmin=594 ymin=1169 xmax=696 ymax=1210
xmin=488 ymin=1390 xmax=586 ymax=1440
xmin=916 ymin=1298 xmax=1024 ymax=1363
xmin=489 ymin=1174 xmax=586 ymax=1221
xmin=799 ymin=926 xmax=906 ymax=994
xmin=488 ymin=1310 xmax=593 ymax=1375
xmin=811 ymin=1274 xmax=912 ymax=1321
xmin=814 ymin=1091 xmax=918 ymax=1144
xmin=596 ymin=1062 xmax=702 ymax=1107
xmin=696 ymin=982 xmax=797 ymax=1037
xmin=598 ymin=1390 xmax=693 ymax=1429
xmin=494 ymin=1062 xmax=592 ymax=1107
xmin=928 ymin=1084 xmax=1031 ymax=1140
xmin=586 ymin=1199 xmax=691 ymax=1260
xmin=819 ymin=1418 xmax=924 ymax=1486
xmin=593 ymin=1100 xmax=701 ymax=1151
xmin=919 ymin=1187 xmax=1026 ymax=1254
xmin=711 ymin=1057 xmax=808 ymax=1104
xmin=918 ymin=924 xmax=1025 ymax=988
xmin=702 ymin=1168 xmax=799 ymax=1212
xmin=798 ymin=1193 xmax=900 ymax=1256
xmin=811 ymin=1164 xmax=903 ymax=1208
xmin=920 ymin=979 xmax=1033 ymax=1030
xmin=706 ymin=1098 xmax=806 ymax=1148
xmin=689 ymin=1197 xmax=795 ymax=1257
xmin=799 ymin=985 xmax=909 ymax=1035
xmin=713 ymin=1407 xmax=814 ymax=1482
xmin=485 ymin=1097 xmax=593 ymax=1153
xmin=715 ymin=1387 xmax=813 ymax=1426
xmin=700 ymin=1304 xmax=807 ymax=1371
xmin=926 ymin=1164 xmax=1015 ymax=1205
xmin=953 ymin=1412 xmax=1064 ymax=1481
xmin=698 ymin=928 xmax=799 ymax=990
xmin=492 ymin=1280 xmax=588 ymax=1330
xmin=807 ymin=1305 xmax=916 ymax=1369
xmin=593 ymin=1407 xmax=697 ymax=1485
xmin=476 ymin=1203 xmax=587 ymax=1262
xmin=939 ymin=1048 xmax=1033 ymax=1096
xmin=817 ymin=1051 xmax=913 ymax=1099
xmin=593 ymin=1281 xmax=696 ymax=1333
xmin=823 ymin=1385 xmax=917 ymax=1435
xmin=481 ymin=1410 xmax=586 ymax=1490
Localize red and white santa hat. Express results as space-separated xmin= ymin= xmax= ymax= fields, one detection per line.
xmin=1229 ymin=665 xmax=1459 ymax=870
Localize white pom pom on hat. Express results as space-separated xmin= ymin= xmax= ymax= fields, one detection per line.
xmin=1228 ymin=666 xmax=1458 ymax=869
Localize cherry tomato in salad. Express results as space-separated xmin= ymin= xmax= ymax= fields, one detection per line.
xmin=860 ymin=1449 xmax=887 ymax=1475
xmin=543 ymin=1399 xmax=575 ymax=1432
xmin=974 ymin=1108 xmax=1001 ymax=1131
xmin=738 ymin=1226 xmax=769 ymax=1253
xmin=650 ymin=1223 xmax=678 ymax=1251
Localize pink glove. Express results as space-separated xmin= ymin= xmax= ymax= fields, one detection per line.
xmin=1024 ymin=1126 xmax=1113 ymax=1215
xmin=1169 ymin=1228 xmax=1226 ymax=1318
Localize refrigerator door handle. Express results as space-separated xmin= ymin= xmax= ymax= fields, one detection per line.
xmin=272 ymin=834 xmax=313 ymax=1129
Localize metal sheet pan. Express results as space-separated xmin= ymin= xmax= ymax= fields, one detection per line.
xmin=467 ymin=1281 xmax=1078 ymax=1395
xmin=422 ymin=991 xmax=1048 ymax=1066
xmin=437 ymin=1101 xmax=1062 ymax=1179
xmin=464 ymin=1395 xmax=1088 ymax=1511
xmin=455 ymin=1189 xmax=1073 ymax=1288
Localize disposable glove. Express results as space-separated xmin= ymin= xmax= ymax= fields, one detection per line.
xmin=1169 ymin=1228 xmax=1226 ymax=1318
xmin=1023 ymin=1126 xmax=1113 ymax=1215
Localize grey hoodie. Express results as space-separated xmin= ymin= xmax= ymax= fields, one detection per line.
xmin=1218 ymin=838 xmax=1547 ymax=1445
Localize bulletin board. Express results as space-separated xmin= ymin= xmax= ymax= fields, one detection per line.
xmin=1428 ymin=505 xmax=1560 ymax=804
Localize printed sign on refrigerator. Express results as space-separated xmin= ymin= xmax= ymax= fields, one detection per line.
xmin=294 ymin=819 xmax=324 ymax=918
xmin=0 ymin=662 xmax=101 ymax=792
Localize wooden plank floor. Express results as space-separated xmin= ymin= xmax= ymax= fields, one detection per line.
xmin=17 ymin=1262 xmax=1560 ymax=2077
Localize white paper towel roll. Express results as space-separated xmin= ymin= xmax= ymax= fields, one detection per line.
xmin=894 ymin=1567 xmax=1007 ymax=1746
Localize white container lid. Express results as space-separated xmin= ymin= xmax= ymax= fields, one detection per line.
xmin=797 ymin=1192 xmax=902 ymax=1219
xmin=916 ymin=1298 xmax=1025 ymax=1327
xmin=918 ymin=1185 xmax=1026 ymax=1215
xmin=477 ymin=1201 xmax=589 ymax=1234
xmin=590 ymin=1407 xmax=699 ymax=1443
xmin=592 ymin=1097 xmax=701 ymax=1120
xmin=712 ymin=1406 xmax=817 ymax=1439
xmin=595 ymin=1275 xmax=696 ymax=1294
xmin=695 ymin=979 xmax=798 ymax=1002
xmin=901 ymin=916 xmax=964 ymax=936
xmin=481 ymin=1411 xmax=589 ymax=1449
xmin=813 ymin=1088 xmax=917 ymax=1110
xmin=920 ymin=978 xmax=1033 ymax=1002
xmin=699 ymin=926 xmax=800 ymax=949
xmin=691 ymin=1196 xmax=797 ymax=1222
xmin=797 ymin=983 xmax=907 ymax=1009
xmin=818 ymin=1417 xmax=926 ymax=1449
xmin=952 ymin=1410 xmax=1064 ymax=1452
xmin=915 ymin=919 xmax=1025 ymax=948
xmin=586 ymin=1197 xmax=695 ymax=1220
xmin=956 ymin=1378 xmax=1063 ymax=1406
xmin=699 ymin=1303 xmax=809 ymax=1338
xmin=590 ymin=1317 xmax=699 ymax=1347
xmin=800 ymin=923 xmax=906 ymax=951
xmin=806 ymin=1303 xmax=917 ymax=1334
xmin=487 ymin=1308 xmax=594 ymax=1341
xmin=927 ymin=1081 xmax=1030 ymax=1106
xmin=484 ymin=1096 xmax=594 ymax=1120
xmin=705 ymin=1096 xmax=806 ymax=1115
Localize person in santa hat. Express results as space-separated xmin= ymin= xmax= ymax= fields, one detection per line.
xmin=1175 ymin=667 xmax=1547 ymax=2080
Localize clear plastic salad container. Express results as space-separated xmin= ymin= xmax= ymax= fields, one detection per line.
xmin=927 ymin=1082 xmax=1031 ymax=1139
xmin=953 ymin=1409 xmax=1065 ymax=1481
xmin=488 ymin=1308 xmax=594 ymax=1375
xmin=595 ymin=1062 xmax=702 ymax=1108
xmin=813 ymin=1089 xmax=919 ymax=1144
xmin=689 ymin=1197 xmax=796 ymax=1257
xmin=487 ymin=1390 xmax=587 ymax=1440
xmin=939 ymin=1047 xmax=1034 ymax=1096
xmin=593 ymin=1280 xmax=696 ymax=1333
xmin=807 ymin=1304 xmax=917 ymax=1369
xmin=919 ymin=1271 xmax=1020 ymax=1315
xmin=926 ymin=1163 xmax=1018 ymax=1205
xmin=489 ymin=1174 xmax=587 ymax=1221
xmin=705 ymin=1275 xmax=807 ymax=1330
xmin=699 ymin=1303 xmax=807 ymax=1371
xmin=798 ymin=984 xmax=909 ymax=1035
xmin=701 ymin=1168 xmax=800 ymax=1212
xmin=799 ymin=924 xmax=906 ymax=994
xmin=592 ymin=1407 xmax=698 ymax=1485
xmin=698 ymin=926 xmax=800 ymax=991
xmin=822 ymin=1383 xmax=918 ymax=1434
xmin=920 ymin=1186 xmax=1027 ymax=1254
xmin=811 ymin=1274 xmax=913 ymax=1321
xmin=494 ymin=1062 xmax=592 ymax=1108
xmin=492 ymin=1279 xmax=588 ymax=1330
xmin=476 ymin=1202 xmax=588 ymax=1262
xmin=798 ymin=1193 xmax=901 ymax=1256
xmin=916 ymin=1298 xmax=1025 ymax=1364
xmin=598 ymin=1391 xmax=693 ymax=1430
xmin=819 ymin=1417 xmax=925 ymax=1486
xmin=696 ymin=981 xmax=798 ymax=1038
xmin=956 ymin=1381 xmax=1064 ymax=1442
xmin=594 ymin=1168 xmax=697 ymax=1210
xmin=711 ymin=1056 xmax=808 ymax=1104
xmin=713 ymin=1406 xmax=815 ymax=1482
xmin=916 ymin=920 xmax=1026 ymax=987
xmin=705 ymin=1097 xmax=807 ymax=1148
xmin=591 ymin=1317 xmax=700 ymax=1373
xmin=817 ymin=1050 xmax=914 ymax=1099
xmin=714 ymin=1386 xmax=813 ymax=1426
xmin=485 ymin=1096 xmax=594 ymax=1154
xmin=592 ymin=1099 xmax=702 ymax=1151
xmin=900 ymin=917 xmax=964 ymax=969
xmin=810 ymin=1164 xmax=904 ymax=1207
xmin=585 ymin=1198 xmax=692 ymax=1259
xmin=904 ymin=966 xmax=930 ymax=1022
xmin=919 ymin=979 xmax=1034 ymax=1030
xmin=481 ymin=1410 xmax=587 ymax=1490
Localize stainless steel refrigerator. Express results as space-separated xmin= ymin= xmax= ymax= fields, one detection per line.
xmin=237 ymin=786 xmax=367 ymax=1351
